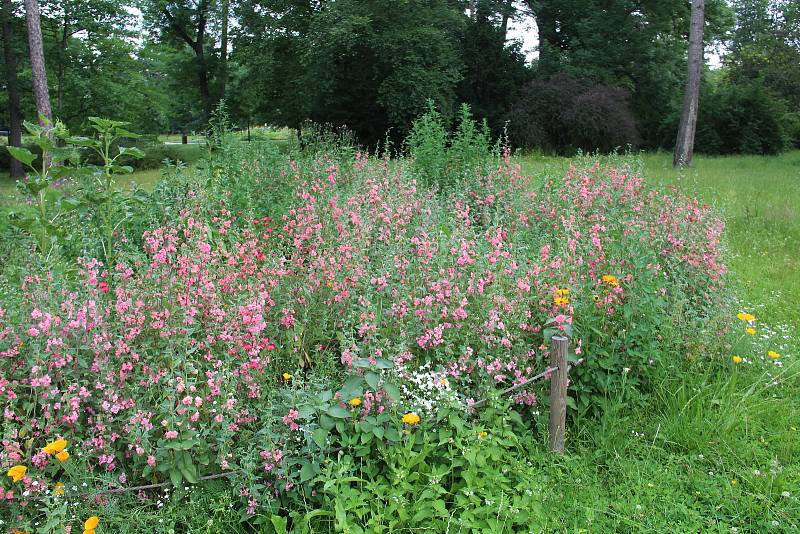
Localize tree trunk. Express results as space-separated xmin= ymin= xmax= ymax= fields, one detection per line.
xmin=24 ymin=0 xmax=53 ymax=129
xmin=220 ymin=0 xmax=229 ymax=97
xmin=196 ymin=0 xmax=210 ymax=118
xmin=57 ymin=11 xmax=69 ymax=114
xmin=673 ymin=0 xmax=705 ymax=168
xmin=1 ymin=0 xmax=23 ymax=177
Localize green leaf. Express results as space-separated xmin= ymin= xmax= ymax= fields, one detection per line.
xmin=299 ymin=461 xmax=316 ymax=483
xmin=6 ymin=146 xmax=36 ymax=166
xmin=364 ymin=370 xmax=380 ymax=390
xmin=312 ymin=427 xmax=329 ymax=448
xmin=169 ymin=468 xmax=183 ymax=487
xmin=327 ymin=405 xmax=351 ymax=419
xmin=269 ymin=515 xmax=288 ymax=534
xmin=382 ymin=382 xmax=402 ymax=402
xmin=118 ymin=146 xmax=145 ymax=159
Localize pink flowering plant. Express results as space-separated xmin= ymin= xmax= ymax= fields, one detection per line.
xmin=0 ymin=115 xmax=728 ymax=527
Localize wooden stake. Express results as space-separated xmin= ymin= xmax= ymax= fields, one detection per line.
xmin=548 ymin=336 xmax=569 ymax=453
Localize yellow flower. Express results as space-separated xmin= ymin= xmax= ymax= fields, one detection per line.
xmin=439 ymin=378 xmax=449 ymax=386
xmin=84 ymin=516 xmax=99 ymax=530
xmin=349 ymin=397 xmax=362 ymax=407
xmin=401 ymin=412 xmax=421 ymax=425
xmin=731 ymin=479 xmax=738 ymax=486
xmin=6 ymin=465 xmax=26 ymax=482
xmin=83 ymin=531 xmax=95 ymax=534
xmin=731 ymin=355 xmax=743 ymax=364
xmin=736 ymin=312 xmax=755 ymax=322
xmin=745 ymin=327 xmax=756 ymax=335
xmin=555 ymin=288 xmax=570 ymax=297
xmin=768 ymin=351 xmax=780 ymax=360
xmin=56 ymin=451 xmax=70 ymax=462
xmin=42 ymin=439 xmax=68 ymax=455
xmin=601 ymin=275 xmax=619 ymax=287
xmin=478 ymin=431 xmax=488 ymax=437
xmin=553 ymin=297 xmax=569 ymax=306
xmin=54 ymin=482 xmax=65 ymax=496
xmin=282 ymin=372 xmax=292 ymax=380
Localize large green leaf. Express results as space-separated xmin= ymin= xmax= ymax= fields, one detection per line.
xmin=6 ymin=146 xmax=36 ymax=166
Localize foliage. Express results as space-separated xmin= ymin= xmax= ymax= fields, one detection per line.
xmin=405 ymin=102 xmax=494 ymax=190
xmin=506 ymin=74 xmax=640 ymax=154
xmin=691 ymin=80 xmax=790 ymax=155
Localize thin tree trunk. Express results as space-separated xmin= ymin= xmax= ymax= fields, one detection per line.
xmin=673 ymin=0 xmax=704 ymax=168
xmin=2 ymin=0 xmax=24 ymax=177
xmin=196 ymin=0 xmax=210 ymax=117
xmin=220 ymin=0 xmax=229 ymax=97
xmin=57 ymin=11 xmax=68 ymax=114
xmin=24 ymin=0 xmax=52 ymax=129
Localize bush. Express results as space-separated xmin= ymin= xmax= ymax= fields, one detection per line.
xmin=505 ymin=74 xmax=640 ymax=154
xmin=662 ymin=81 xmax=790 ymax=155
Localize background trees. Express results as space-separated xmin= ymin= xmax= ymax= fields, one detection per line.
xmin=1 ymin=0 xmax=799 ymax=156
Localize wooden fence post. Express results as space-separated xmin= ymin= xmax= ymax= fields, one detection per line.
xmin=548 ymin=336 xmax=569 ymax=453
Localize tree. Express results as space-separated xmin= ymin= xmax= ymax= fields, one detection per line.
xmin=1 ymin=0 xmax=23 ymax=177
xmin=24 ymin=0 xmax=52 ymax=128
xmin=674 ymin=0 xmax=705 ymax=167
xmin=143 ymin=0 xmax=221 ymax=119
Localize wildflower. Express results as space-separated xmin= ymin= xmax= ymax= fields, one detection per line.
xmin=555 ymin=288 xmax=570 ymax=297
xmin=731 ymin=356 xmax=743 ymax=364
xmin=84 ymin=516 xmax=99 ymax=531
xmin=745 ymin=327 xmax=755 ymax=335
xmin=402 ymin=412 xmax=421 ymax=425
xmin=282 ymin=373 xmax=291 ymax=380
xmin=56 ymin=451 xmax=70 ymax=462
xmin=768 ymin=351 xmax=780 ymax=360
xmin=7 ymin=465 xmax=26 ymax=482
xmin=730 ymin=479 xmax=738 ymax=486
xmin=42 ymin=439 xmax=68 ymax=455
xmin=53 ymin=482 xmax=65 ymax=496
xmin=553 ymin=297 xmax=569 ymax=306
xmin=601 ymin=275 xmax=619 ymax=287
xmin=478 ymin=431 xmax=488 ymax=437
xmin=349 ymin=398 xmax=362 ymax=407
xmin=736 ymin=312 xmax=755 ymax=322
xmin=98 ymin=281 xmax=109 ymax=293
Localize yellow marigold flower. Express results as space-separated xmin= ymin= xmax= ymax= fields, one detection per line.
xmin=6 ymin=465 xmax=26 ymax=482
xmin=553 ymin=297 xmax=569 ymax=306
xmin=83 ymin=530 xmax=96 ymax=534
xmin=349 ymin=397 xmax=362 ymax=407
xmin=282 ymin=372 xmax=291 ymax=380
xmin=731 ymin=355 xmax=743 ymax=364
xmin=602 ymin=275 xmax=619 ymax=287
xmin=736 ymin=312 xmax=755 ymax=322
xmin=56 ymin=451 xmax=70 ymax=462
xmin=54 ymin=482 xmax=65 ymax=496
xmin=478 ymin=431 xmax=488 ymax=437
xmin=402 ymin=412 xmax=421 ymax=425
xmin=555 ymin=288 xmax=570 ymax=297
xmin=42 ymin=439 xmax=68 ymax=455
xmin=84 ymin=516 xmax=99 ymax=530
xmin=768 ymin=351 xmax=780 ymax=360
xmin=745 ymin=327 xmax=756 ymax=336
